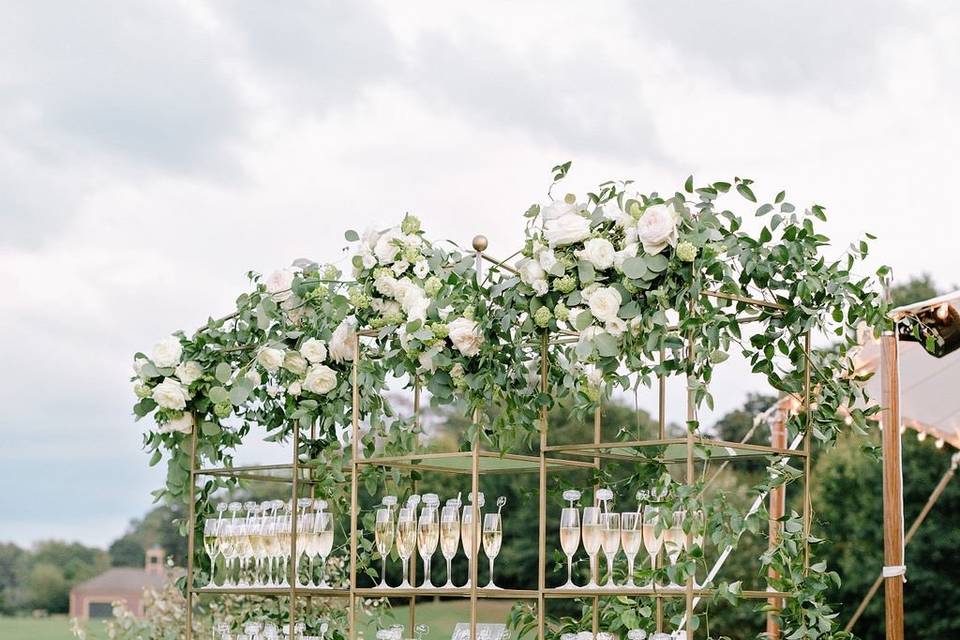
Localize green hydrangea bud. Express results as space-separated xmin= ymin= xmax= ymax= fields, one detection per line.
xmin=583 ymin=386 xmax=601 ymax=402
xmin=554 ymin=303 xmax=569 ymax=322
xmin=424 ymin=276 xmax=442 ymax=296
xmin=214 ymin=402 xmax=232 ymax=419
xmin=628 ymin=201 xmax=642 ymax=219
xmin=321 ymin=264 xmax=339 ymax=280
xmin=430 ymin=322 xmax=449 ymax=340
xmin=348 ymin=287 xmax=370 ymax=309
xmin=676 ymin=241 xmax=698 ymax=262
xmin=384 ymin=311 xmax=404 ymax=326
xmin=534 ymin=306 xmax=552 ymax=328
xmin=401 ymin=214 xmax=422 ymax=235
xmin=373 ymin=267 xmax=392 ymax=280
xmin=463 ymin=307 xmax=475 ymax=320
xmin=402 ymin=245 xmax=420 ymax=263
xmin=134 ymin=382 xmax=152 ymax=399
xmin=554 ymin=274 xmax=577 ymax=294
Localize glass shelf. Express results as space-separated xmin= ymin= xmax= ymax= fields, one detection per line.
xmin=354 ymin=587 xmax=539 ymax=599
xmin=544 ymin=437 xmax=806 ymax=464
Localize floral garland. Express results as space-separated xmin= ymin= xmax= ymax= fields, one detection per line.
xmin=131 ymin=163 xmax=888 ymax=640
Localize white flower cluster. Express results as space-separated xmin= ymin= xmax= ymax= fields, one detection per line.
xmin=132 ymin=336 xmax=198 ymax=434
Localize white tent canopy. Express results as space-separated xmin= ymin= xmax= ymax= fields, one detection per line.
xmin=855 ymin=289 xmax=960 ymax=449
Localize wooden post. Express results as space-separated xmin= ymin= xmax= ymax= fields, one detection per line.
xmin=880 ymin=330 xmax=905 ymax=640
xmin=766 ymin=404 xmax=786 ymax=639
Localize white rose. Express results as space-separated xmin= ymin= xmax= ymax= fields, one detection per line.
xmin=605 ymin=317 xmax=628 ymax=336
xmin=329 ymin=320 xmax=356 ymax=362
xmin=637 ymin=203 xmax=680 ymax=254
xmin=152 ymin=378 xmax=189 ymax=410
xmin=447 ymin=317 xmax=483 ymax=357
xmin=629 ymin=316 xmax=643 ymax=335
xmin=575 ymin=238 xmax=616 ymax=270
xmin=283 ymin=351 xmax=308 ymax=376
xmin=174 ymin=361 xmax=203 ymax=386
xmin=288 ymin=381 xmax=302 ymax=397
xmin=588 ymin=287 xmax=622 ymax=324
xmin=265 ymin=269 xmax=295 ymax=302
xmin=303 ymin=364 xmax=337 ymax=395
xmin=394 ymin=279 xmax=429 ymax=322
xmin=601 ymin=200 xmax=622 ymax=219
xmin=583 ymin=364 xmax=603 ymax=388
xmin=159 ymin=411 xmax=194 ymax=434
xmin=544 ymin=213 xmax=591 ymax=247
xmin=374 ymin=273 xmax=398 ymax=297
xmin=152 ymin=336 xmax=182 ymax=369
xmin=300 ymin=338 xmax=328 ymax=363
xmin=391 ymin=260 xmax=409 ymax=276
xmin=413 ymin=260 xmax=429 ymax=279
xmin=541 ymin=200 xmax=578 ymax=221
xmin=361 ymin=251 xmax=376 ymax=270
xmin=374 ymin=228 xmax=401 ymax=264
xmin=537 ymin=248 xmax=558 ymax=273
xmin=518 ymin=257 xmax=548 ymax=295
xmin=614 ymin=242 xmax=639 ymax=271
xmin=257 ymin=347 xmax=285 ymax=373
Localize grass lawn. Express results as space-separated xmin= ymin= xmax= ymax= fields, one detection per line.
xmin=0 ymin=602 xmax=518 ymax=640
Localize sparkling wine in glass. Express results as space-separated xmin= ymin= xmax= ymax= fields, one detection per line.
xmin=375 ymin=496 xmax=397 ymax=589
xmin=203 ymin=518 xmax=221 ymax=588
xmin=662 ymin=511 xmax=685 ymax=590
xmin=395 ymin=506 xmax=417 ymax=589
xmin=439 ymin=499 xmax=461 ymax=589
xmin=482 ymin=511 xmax=503 ymax=589
xmin=314 ymin=502 xmax=334 ymax=588
xmin=620 ymin=512 xmax=642 ymax=588
xmin=559 ymin=489 xmax=581 ymax=589
xmin=600 ymin=512 xmax=621 ymax=588
xmin=642 ymin=506 xmax=663 ymax=589
xmin=461 ymin=492 xmax=484 ymax=588
xmin=581 ymin=506 xmax=602 ymax=588
xmin=418 ymin=494 xmax=440 ymax=589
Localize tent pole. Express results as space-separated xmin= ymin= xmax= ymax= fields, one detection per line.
xmin=766 ymin=402 xmax=787 ymax=639
xmin=880 ymin=329 xmax=905 ymax=640
xmin=844 ymin=451 xmax=959 ymax=632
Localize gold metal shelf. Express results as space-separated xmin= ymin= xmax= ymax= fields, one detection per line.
xmin=544 ymin=437 xmax=807 ymax=463
xmin=542 ymin=587 xmax=792 ymax=600
xmin=355 ymin=587 xmax=539 ymax=599
xmin=192 ymin=586 xmax=351 ymax=597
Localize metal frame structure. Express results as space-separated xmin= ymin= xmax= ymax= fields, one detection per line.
xmin=182 ymin=241 xmax=815 ymax=640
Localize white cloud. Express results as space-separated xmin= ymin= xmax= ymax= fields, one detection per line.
xmin=1 ymin=0 xmax=958 ymax=547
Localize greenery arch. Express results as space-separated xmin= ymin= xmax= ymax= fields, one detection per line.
xmin=131 ymin=163 xmax=888 ymax=639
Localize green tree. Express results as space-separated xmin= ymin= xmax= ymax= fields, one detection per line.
xmin=109 ymin=536 xmax=146 ymax=568
xmin=25 ymin=562 xmax=68 ymax=613
xmin=0 ymin=543 xmax=28 ymax=614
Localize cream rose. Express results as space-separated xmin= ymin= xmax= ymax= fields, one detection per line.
xmin=575 ymin=237 xmax=616 ymax=270
xmin=288 ymin=381 xmax=302 ymax=396
xmin=447 ymin=317 xmax=483 ymax=357
xmin=152 ymin=336 xmax=182 ymax=369
xmin=537 ymin=248 xmax=558 ymax=273
xmin=588 ymin=287 xmax=622 ymax=324
xmin=637 ymin=203 xmax=680 ymax=254
xmin=374 ymin=228 xmax=401 ymax=264
xmin=265 ymin=269 xmax=295 ymax=302
xmin=544 ymin=213 xmax=591 ymax=247
xmin=174 ymin=360 xmax=203 ymax=386
xmin=541 ymin=200 xmax=578 ymax=221
xmin=283 ymin=351 xmax=308 ymax=376
xmin=300 ymin=338 xmax=328 ymax=363
xmin=329 ymin=320 xmax=356 ymax=362
xmin=159 ymin=411 xmax=194 ymax=435
xmin=257 ymin=347 xmax=285 ymax=373
xmin=394 ymin=278 xmax=429 ymax=322
xmin=303 ymin=364 xmax=337 ymax=395
xmin=152 ymin=377 xmax=189 ymax=410
xmin=518 ymin=257 xmax=548 ymax=295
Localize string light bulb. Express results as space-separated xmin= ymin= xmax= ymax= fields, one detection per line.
xmin=935 ymin=439 xmax=945 ymax=449
xmin=917 ymin=431 xmax=927 ymax=442
xmin=936 ymin=303 xmax=950 ymax=321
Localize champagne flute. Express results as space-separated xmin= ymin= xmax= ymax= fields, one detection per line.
xmin=482 ymin=499 xmax=504 ymax=589
xmin=375 ymin=496 xmax=397 ymax=589
xmin=461 ymin=492 xmax=484 ymax=588
xmin=662 ymin=511 xmax=685 ymax=590
xmin=418 ymin=494 xmax=440 ymax=589
xmin=600 ymin=512 xmax=621 ymax=588
xmin=237 ymin=502 xmax=257 ymax=588
xmin=642 ymin=506 xmax=663 ymax=589
xmin=581 ymin=506 xmax=602 ymax=588
xmin=395 ymin=506 xmax=417 ymax=588
xmin=439 ymin=499 xmax=461 ymax=589
xmin=259 ymin=503 xmax=279 ymax=586
xmin=276 ymin=503 xmax=292 ymax=588
xmin=620 ymin=512 xmax=642 ymax=588
xmin=314 ymin=501 xmax=334 ymax=588
xmin=559 ymin=490 xmax=581 ymax=589
xmin=203 ymin=518 xmax=221 ymax=587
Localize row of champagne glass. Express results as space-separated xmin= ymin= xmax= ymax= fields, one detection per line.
xmin=373 ymin=492 xmax=507 ymax=589
xmin=213 ymin=620 xmax=326 ymax=640
xmin=558 ymin=489 xmax=704 ymax=590
xmin=203 ymin=499 xmax=334 ymax=588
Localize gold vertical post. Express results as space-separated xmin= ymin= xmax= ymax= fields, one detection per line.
xmin=592 ymin=403 xmax=601 ymax=638
xmin=767 ymin=403 xmax=787 ymax=640
xmin=185 ymin=425 xmax=198 ymax=640
xmin=657 ymin=347 xmax=666 ymax=633
xmin=684 ymin=299 xmax=696 ymax=640
xmin=289 ymin=421 xmax=301 ymax=640
xmin=470 ymin=406 xmax=481 ymax=640
xmin=538 ymin=331 xmax=548 ymax=640
xmin=880 ymin=329 xmax=905 ymax=640
xmin=409 ymin=379 xmax=420 ymax=635
xmin=349 ymin=333 xmax=361 ymax=640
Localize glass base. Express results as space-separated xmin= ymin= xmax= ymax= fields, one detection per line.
xmin=558 ymin=580 xmax=578 ymax=589
xmin=483 ymin=582 xmax=501 ymax=590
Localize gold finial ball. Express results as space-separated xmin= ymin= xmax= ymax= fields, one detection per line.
xmin=472 ymin=234 xmax=488 ymax=252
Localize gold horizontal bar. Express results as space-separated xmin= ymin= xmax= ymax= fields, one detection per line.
xmin=545 ymin=437 xmax=806 ymax=458
xmin=702 ymin=290 xmax=787 ymax=311
xmin=192 ymin=586 xmax=352 ymax=597
xmin=480 ymin=252 xmax=519 ymax=275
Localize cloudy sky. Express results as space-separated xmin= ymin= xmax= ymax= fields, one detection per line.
xmin=1 ymin=1 xmax=957 ymax=548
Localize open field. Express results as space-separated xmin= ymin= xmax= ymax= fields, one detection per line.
xmin=0 ymin=601 xmax=517 ymax=640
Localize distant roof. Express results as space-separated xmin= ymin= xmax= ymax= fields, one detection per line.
xmin=71 ymin=567 xmax=182 ymax=595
